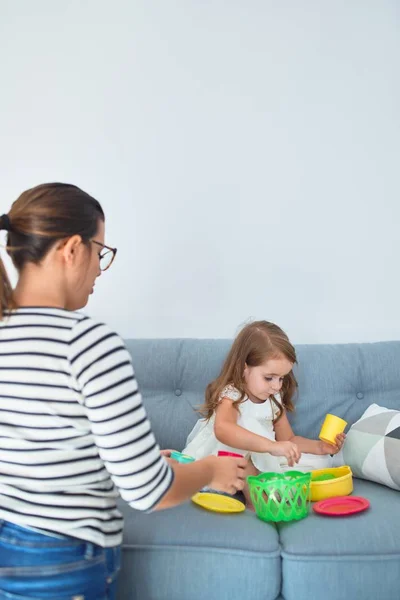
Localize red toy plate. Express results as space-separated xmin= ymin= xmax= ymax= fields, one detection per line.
xmin=313 ymin=496 xmax=370 ymax=516
xmin=217 ymin=451 xmax=243 ymax=458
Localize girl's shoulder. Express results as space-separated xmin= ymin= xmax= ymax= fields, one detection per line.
xmin=271 ymin=393 xmax=283 ymax=419
xmin=219 ymin=384 xmax=245 ymax=402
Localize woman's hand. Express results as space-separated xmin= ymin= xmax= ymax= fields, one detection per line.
xmin=208 ymin=456 xmax=247 ymax=495
xmin=160 ymin=449 xmax=176 ymax=458
xmin=318 ymin=433 xmax=346 ymax=455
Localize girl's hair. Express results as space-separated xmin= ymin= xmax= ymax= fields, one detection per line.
xmin=0 ymin=182 xmax=104 ymax=319
xmin=201 ymin=320 xmax=297 ymax=422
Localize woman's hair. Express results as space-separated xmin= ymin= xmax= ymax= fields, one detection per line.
xmin=0 ymin=182 xmax=104 ymax=319
xmin=201 ymin=320 xmax=297 ymax=422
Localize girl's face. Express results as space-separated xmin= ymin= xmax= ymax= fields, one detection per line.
xmin=243 ymin=356 xmax=293 ymax=402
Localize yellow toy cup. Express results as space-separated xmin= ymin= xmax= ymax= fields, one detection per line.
xmin=319 ymin=414 xmax=347 ymax=445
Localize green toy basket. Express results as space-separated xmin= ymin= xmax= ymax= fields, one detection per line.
xmin=247 ymin=471 xmax=311 ymax=523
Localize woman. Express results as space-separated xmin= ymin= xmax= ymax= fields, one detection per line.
xmin=0 ymin=183 xmax=246 ymax=599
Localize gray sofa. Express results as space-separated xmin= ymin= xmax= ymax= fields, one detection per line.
xmin=117 ymin=339 xmax=400 ymax=600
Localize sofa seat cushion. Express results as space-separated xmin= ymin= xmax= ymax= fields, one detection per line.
xmin=277 ymin=479 xmax=400 ymax=600
xmin=117 ymin=499 xmax=280 ymax=600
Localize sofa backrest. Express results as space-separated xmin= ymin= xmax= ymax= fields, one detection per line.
xmin=124 ymin=339 xmax=400 ymax=450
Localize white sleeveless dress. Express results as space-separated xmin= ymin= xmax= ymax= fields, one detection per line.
xmin=182 ymin=384 xmax=333 ymax=473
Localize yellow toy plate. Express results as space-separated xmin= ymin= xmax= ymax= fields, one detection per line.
xmin=191 ymin=492 xmax=245 ymax=514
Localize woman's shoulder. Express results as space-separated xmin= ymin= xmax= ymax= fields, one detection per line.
xmin=69 ymin=311 xmax=119 ymax=335
xmin=1 ymin=306 xmax=100 ymax=336
xmin=68 ymin=312 xmax=126 ymax=354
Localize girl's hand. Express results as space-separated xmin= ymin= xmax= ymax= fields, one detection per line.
xmin=318 ymin=433 xmax=346 ymax=455
xmin=267 ymin=441 xmax=301 ymax=467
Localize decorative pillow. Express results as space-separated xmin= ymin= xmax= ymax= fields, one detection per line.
xmin=343 ymin=403 xmax=400 ymax=490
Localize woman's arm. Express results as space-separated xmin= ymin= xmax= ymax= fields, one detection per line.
xmin=70 ymin=319 xmax=246 ymax=511
xmin=155 ymin=455 xmax=246 ymax=510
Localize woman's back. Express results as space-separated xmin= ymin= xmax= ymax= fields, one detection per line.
xmin=0 ymin=306 xmax=172 ymax=547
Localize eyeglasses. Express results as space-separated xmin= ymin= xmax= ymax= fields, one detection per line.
xmin=91 ymin=240 xmax=117 ymax=272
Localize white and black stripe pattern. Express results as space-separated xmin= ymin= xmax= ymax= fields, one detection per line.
xmin=0 ymin=307 xmax=173 ymax=547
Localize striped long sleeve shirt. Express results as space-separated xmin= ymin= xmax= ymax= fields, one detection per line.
xmin=0 ymin=307 xmax=174 ymax=547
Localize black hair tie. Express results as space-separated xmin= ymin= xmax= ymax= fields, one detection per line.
xmin=0 ymin=214 xmax=11 ymax=231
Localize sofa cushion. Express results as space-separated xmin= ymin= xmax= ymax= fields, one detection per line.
xmin=125 ymin=339 xmax=400 ymax=450
xmin=343 ymin=403 xmax=400 ymax=490
xmin=288 ymin=342 xmax=400 ymax=439
xmin=277 ymin=478 xmax=400 ymax=600
xmin=117 ymin=500 xmax=280 ymax=600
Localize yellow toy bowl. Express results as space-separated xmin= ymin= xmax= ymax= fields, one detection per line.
xmin=309 ymin=466 xmax=353 ymax=502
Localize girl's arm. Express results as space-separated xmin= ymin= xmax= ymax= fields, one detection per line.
xmin=215 ymin=399 xmax=300 ymax=465
xmin=215 ymin=398 xmax=273 ymax=452
xmin=274 ymin=411 xmax=345 ymax=455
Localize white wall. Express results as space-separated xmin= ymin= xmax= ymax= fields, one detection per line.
xmin=0 ymin=0 xmax=399 ymax=342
